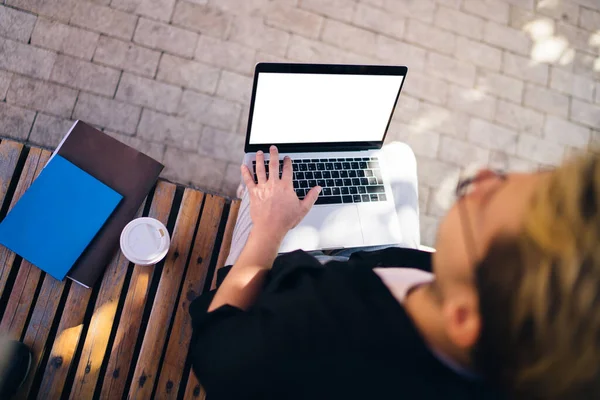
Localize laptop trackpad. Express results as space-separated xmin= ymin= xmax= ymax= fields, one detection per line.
xmin=279 ymin=205 xmax=363 ymax=253
xmin=357 ymin=203 xmax=402 ymax=246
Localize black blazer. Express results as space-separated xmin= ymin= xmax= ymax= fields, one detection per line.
xmin=189 ymin=247 xmax=505 ymax=400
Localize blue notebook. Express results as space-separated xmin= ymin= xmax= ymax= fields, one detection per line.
xmin=0 ymin=155 xmax=122 ymax=280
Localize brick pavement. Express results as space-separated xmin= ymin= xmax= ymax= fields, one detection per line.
xmin=0 ymin=0 xmax=599 ymax=246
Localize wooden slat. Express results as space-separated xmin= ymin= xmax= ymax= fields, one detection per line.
xmin=183 ymin=378 xmax=206 ymax=400
xmin=37 ymin=283 xmax=91 ymax=399
xmin=0 ymin=140 xmax=24 ymax=206
xmin=2 ymin=147 xmax=44 ymax=213
xmin=0 ymin=149 xmax=50 ymax=329
xmin=0 ymin=262 xmax=43 ymax=337
xmin=210 ymin=199 xmax=241 ymax=290
xmin=184 ymin=199 xmax=239 ymax=400
xmin=0 ymin=148 xmax=44 ymax=300
xmin=98 ymin=181 xmax=176 ymax=400
xmin=17 ymin=273 xmax=67 ymax=398
xmin=38 ymin=197 xmax=146 ymax=399
xmin=69 ymin=191 xmax=160 ymax=399
xmin=68 ymin=252 xmax=132 ymax=399
xmin=128 ymin=189 xmax=204 ymax=400
xmin=155 ymin=195 xmax=225 ymax=399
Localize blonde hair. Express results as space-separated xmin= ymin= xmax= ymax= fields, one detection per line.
xmin=473 ymin=151 xmax=600 ymax=399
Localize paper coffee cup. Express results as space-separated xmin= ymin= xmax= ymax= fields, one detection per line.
xmin=120 ymin=217 xmax=170 ymax=266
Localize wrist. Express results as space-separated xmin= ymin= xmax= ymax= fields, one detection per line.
xmin=250 ymin=224 xmax=286 ymax=245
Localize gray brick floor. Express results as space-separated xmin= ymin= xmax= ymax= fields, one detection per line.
xmin=1 ymin=0 xmax=599 ymax=246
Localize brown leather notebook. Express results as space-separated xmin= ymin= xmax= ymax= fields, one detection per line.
xmin=53 ymin=121 xmax=164 ymax=288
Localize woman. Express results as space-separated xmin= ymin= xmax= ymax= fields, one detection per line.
xmin=189 ymin=145 xmax=600 ymax=399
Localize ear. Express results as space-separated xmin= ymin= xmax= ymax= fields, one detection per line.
xmin=443 ymin=289 xmax=481 ymax=350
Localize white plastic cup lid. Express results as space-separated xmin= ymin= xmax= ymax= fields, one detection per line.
xmin=120 ymin=217 xmax=170 ymax=266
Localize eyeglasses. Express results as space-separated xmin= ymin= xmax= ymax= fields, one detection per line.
xmin=455 ymin=169 xmax=508 ymax=265
xmin=455 ymin=169 xmax=507 ymax=199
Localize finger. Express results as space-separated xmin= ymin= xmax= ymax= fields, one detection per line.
xmin=282 ymin=156 xmax=293 ymax=182
xmin=269 ymin=145 xmax=279 ymax=180
xmin=255 ymin=150 xmax=266 ymax=184
xmin=241 ymin=164 xmax=256 ymax=189
xmin=302 ymin=186 xmax=322 ymax=211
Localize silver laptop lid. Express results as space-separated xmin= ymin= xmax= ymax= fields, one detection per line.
xmin=245 ymin=63 xmax=407 ymax=154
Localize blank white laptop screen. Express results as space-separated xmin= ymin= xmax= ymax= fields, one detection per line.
xmin=249 ymin=73 xmax=404 ymax=145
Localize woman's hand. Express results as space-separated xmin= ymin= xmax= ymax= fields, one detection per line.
xmin=241 ymin=145 xmax=321 ymax=243
xmin=209 ymin=145 xmax=319 ymax=312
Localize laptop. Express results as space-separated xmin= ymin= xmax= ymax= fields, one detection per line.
xmin=243 ymin=63 xmax=408 ymax=253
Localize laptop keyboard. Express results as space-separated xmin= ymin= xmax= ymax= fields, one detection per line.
xmin=252 ymin=157 xmax=387 ymax=205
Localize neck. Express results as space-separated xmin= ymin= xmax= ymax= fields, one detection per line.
xmin=403 ymin=283 xmax=473 ymax=370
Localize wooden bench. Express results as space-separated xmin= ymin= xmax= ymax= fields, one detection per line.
xmin=0 ymin=139 xmax=240 ymax=399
